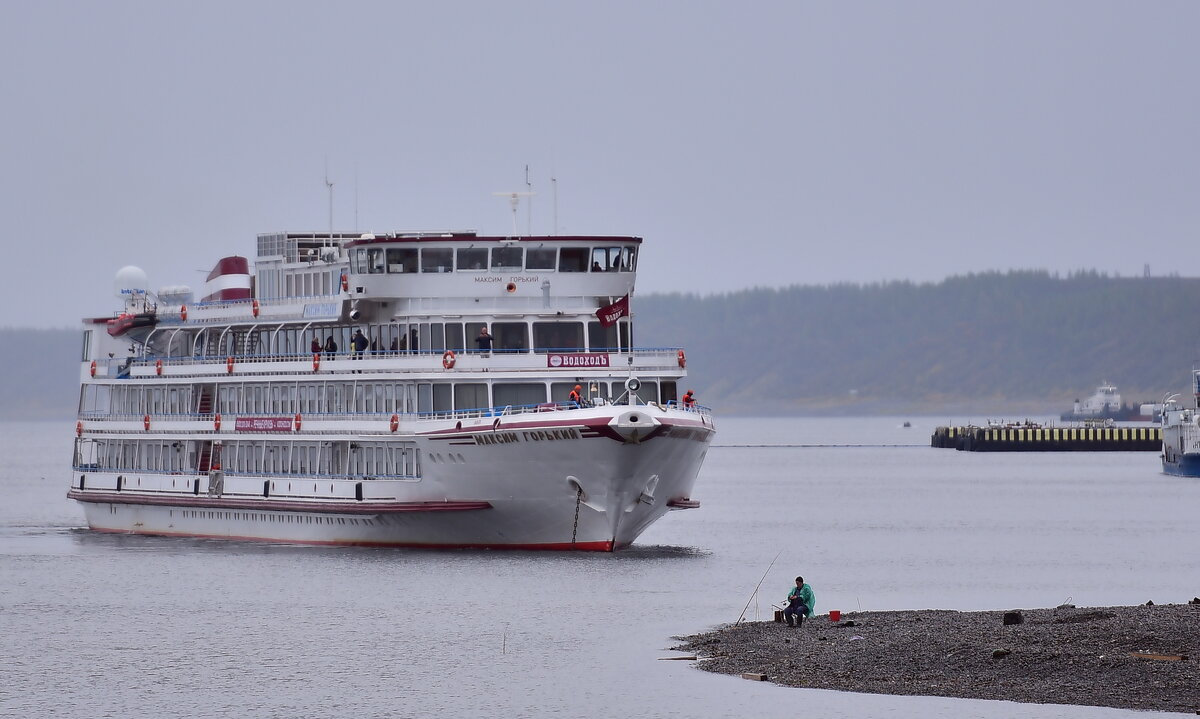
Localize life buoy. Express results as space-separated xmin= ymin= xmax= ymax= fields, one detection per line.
xmin=89 ymin=360 xmax=96 ymax=377
xmin=340 ymin=273 xmax=349 ymax=291
xmin=180 ymin=305 xmax=188 ymax=322
xmin=442 ymin=350 xmax=456 ymax=369
xmin=312 ymin=353 xmax=321 ymax=371
xmin=76 ymin=421 xmax=83 ymax=437
xmin=294 ymin=413 xmax=302 ymax=432
xmin=155 ymin=359 xmax=163 ymax=376
xmin=226 ymin=356 xmax=234 ymax=374
xmin=390 ymin=413 xmax=399 ymax=433
xmin=214 ymin=413 xmax=222 ymax=431
xmin=677 ymin=350 xmax=687 ymax=368
xmin=143 ymin=414 xmax=151 ymax=431
xmin=252 ymin=299 xmax=260 ymax=317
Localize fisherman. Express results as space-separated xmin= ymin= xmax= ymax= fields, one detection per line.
xmin=783 ymin=576 xmax=815 ymax=627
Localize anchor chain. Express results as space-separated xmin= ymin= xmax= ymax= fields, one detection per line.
xmin=571 ymin=486 xmax=582 ymax=545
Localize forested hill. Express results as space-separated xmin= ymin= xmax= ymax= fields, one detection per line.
xmin=4 ymin=271 xmax=1199 ymax=418
xmin=634 ymin=271 xmax=1200 ymax=415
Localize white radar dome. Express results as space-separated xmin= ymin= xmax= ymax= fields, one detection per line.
xmin=114 ymin=266 xmax=149 ymax=298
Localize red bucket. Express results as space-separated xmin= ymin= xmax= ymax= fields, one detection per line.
xmin=829 ymin=610 xmax=841 ymax=622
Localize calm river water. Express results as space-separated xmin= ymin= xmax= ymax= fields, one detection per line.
xmin=2 ymin=417 xmax=1196 ymax=718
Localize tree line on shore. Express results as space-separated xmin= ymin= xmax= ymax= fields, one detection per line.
xmin=6 ymin=270 xmax=1199 ymax=419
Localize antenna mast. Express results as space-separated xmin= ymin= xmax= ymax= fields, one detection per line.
xmin=551 ymin=174 xmax=558 ymax=235
xmin=324 ymin=159 xmax=335 ymax=243
xmin=525 ymin=164 xmax=533 ymax=235
xmin=492 ymin=191 xmax=535 ymax=236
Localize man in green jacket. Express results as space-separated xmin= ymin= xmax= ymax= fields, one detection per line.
xmin=783 ymin=576 xmax=815 ymax=627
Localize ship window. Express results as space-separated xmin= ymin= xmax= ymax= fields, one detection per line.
xmin=81 ymin=330 xmax=93 ymax=361
xmin=454 ymin=383 xmax=488 ymax=411
xmin=526 ymin=248 xmax=556 ymax=270
xmin=428 ymin=324 xmax=446 ymax=352
xmin=386 ymin=247 xmax=417 ymax=273
xmin=457 ymin=248 xmax=487 ymax=271
xmin=661 ymin=381 xmax=678 ymax=404
xmin=366 ymin=250 xmax=384 ymax=275
xmin=445 ymin=323 xmax=465 ymax=352
xmin=494 ymin=383 xmax=545 ymax=408
xmin=558 ymin=247 xmax=588 ymax=272
xmin=592 ymin=247 xmax=622 ymax=272
xmin=433 ymin=384 xmax=452 ymax=412
xmin=587 ymin=321 xmax=619 ymax=352
xmin=533 ymin=322 xmax=584 ymax=352
xmin=491 ymin=246 xmax=523 ymax=270
xmin=351 ymin=248 xmax=369 ymax=274
xmin=632 ymin=381 xmax=659 ymax=404
xmin=421 ymin=248 xmax=452 ymax=273
xmin=620 ymin=246 xmax=637 ymax=272
xmin=492 ymin=322 xmax=528 ymax=353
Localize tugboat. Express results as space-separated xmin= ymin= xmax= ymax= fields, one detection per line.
xmin=1060 ymin=382 xmax=1161 ymax=423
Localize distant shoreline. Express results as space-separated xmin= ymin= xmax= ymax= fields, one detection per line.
xmin=675 ymin=604 xmax=1200 ymax=713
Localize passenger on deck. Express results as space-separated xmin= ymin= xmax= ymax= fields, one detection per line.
xmin=476 ymin=327 xmax=493 ymax=357
xmin=323 ymin=336 xmax=338 ymax=357
xmin=310 ymin=338 xmax=321 ymax=354
xmin=682 ymin=390 xmax=696 ymax=408
xmin=351 ymin=329 xmax=369 ymax=359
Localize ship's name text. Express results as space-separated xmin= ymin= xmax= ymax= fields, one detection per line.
xmin=474 ymin=275 xmax=541 ymax=284
xmin=473 ymin=428 xmax=580 ymax=446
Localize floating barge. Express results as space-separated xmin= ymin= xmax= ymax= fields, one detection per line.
xmin=931 ymin=424 xmax=1162 ymax=452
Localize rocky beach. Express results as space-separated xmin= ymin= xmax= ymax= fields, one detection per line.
xmin=675 ymin=603 xmax=1200 ymax=714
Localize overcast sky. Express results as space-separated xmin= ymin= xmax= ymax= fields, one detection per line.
xmin=3 ymin=1 xmax=1197 ymax=328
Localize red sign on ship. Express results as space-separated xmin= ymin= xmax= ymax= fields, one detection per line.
xmin=235 ymin=417 xmax=294 ymax=432
xmin=546 ymin=353 xmax=611 ymax=368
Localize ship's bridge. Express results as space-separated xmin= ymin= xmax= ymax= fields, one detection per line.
xmin=340 ymin=233 xmax=639 ymax=310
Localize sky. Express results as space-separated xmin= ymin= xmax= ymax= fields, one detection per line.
xmin=2 ymin=1 xmax=1197 ymax=328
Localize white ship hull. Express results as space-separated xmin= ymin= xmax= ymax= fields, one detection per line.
xmin=71 ymin=407 xmax=713 ymax=550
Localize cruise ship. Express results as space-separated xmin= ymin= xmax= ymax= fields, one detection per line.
xmin=1161 ymin=369 xmax=1200 ymax=477
xmin=69 ymin=230 xmax=714 ymax=549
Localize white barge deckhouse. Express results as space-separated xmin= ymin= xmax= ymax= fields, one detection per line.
xmin=70 ymin=231 xmax=714 ymax=550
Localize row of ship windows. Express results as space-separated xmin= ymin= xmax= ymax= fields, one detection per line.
xmin=350 ymin=245 xmax=638 ymax=275
xmin=170 ymin=509 xmax=373 ymax=526
xmin=75 ymin=439 xmax=421 ymax=478
xmin=81 ymin=379 xmax=678 ymax=416
xmin=130 ymin=319 xmax=631 ymax=361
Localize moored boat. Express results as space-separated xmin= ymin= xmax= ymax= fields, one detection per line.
xmin=1060 ymin=382 xmax=1161 ymax=423
xmin=1161 ymin=369 xmax=1200 ymax=477
xmin=70 ymin=230 xmax=714 ymax=549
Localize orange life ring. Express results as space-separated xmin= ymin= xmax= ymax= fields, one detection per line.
xmin=312 ymin=353 xmax=321 ymax=371
xmin=340 ymin=273 xmax=349 ymax=291
xmin=76 ymin=421 xmax=83 ymax=437
xmin=155 ymin=359 xmax=163 ymax=376
xmin=180 ymin=305 xmax=188 ymax=322
xmin=89 ymin=360 xmax=96 ymax=377
xmin=677 ymin=350 xmax=687 ymax=368
xmin=442 ymin=350 xmax=456 ymax=369
xmin=294 ymin=413 xmax=302 ymax=432
xmin=143 ymin=414 xmax=151 ymax=431
xmin=252 ymin=299 xmax=260 ymax=317
xmin=390 ymin=413 xmax=399 ymax=433
xmin=214 ymin=413 xmax=222 ymax=431
xmin=226 ymin=356 xmax=234 ymax=374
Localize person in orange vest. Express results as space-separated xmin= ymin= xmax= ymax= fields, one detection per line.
xmin=682 ymin=389 xmax=696 ymax=408
xmin=569 ymin=384 xmax=583 ymax=404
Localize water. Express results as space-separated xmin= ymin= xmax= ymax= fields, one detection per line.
xmin=3 ymin=418 xmax=1197 ymax=718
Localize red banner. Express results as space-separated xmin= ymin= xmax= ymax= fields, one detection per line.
xmin=235 ymin=417 xmax=294 ymax=432
xmin=595 ymin=294 xmax=630 ymax=327
xmin=547 ymin=353 xmax=610 ymax=368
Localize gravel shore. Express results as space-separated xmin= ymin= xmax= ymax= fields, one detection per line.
xmin=674 ymin=603 xmax=1200 ymax=714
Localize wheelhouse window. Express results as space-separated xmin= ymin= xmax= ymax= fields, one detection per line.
xmin=366 ymin=248 xmax=385 ymax=274
xmin=526 ymin=248 xmax=556 ymax=270
xmin=620 ymin=245 xmax=637 ymax=272
xmin=386 ymin=247 xmax=418 ymax=273
xmin=558 ymin=247 xmax=588 ymax=272
xmin=457 ymin=248 xmax=487 ymax=271
xmin=421 ymin=248 xmax=453 ymax=273
xmin=491 ymin=246 xmax=523 ymax=270
xmin=592 ymin=247 xmax=623 ymax=272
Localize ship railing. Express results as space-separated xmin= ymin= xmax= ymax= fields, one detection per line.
xmin=117 ymin=345 xmax=688 ymax=374
xmin=70 ymin=463 xmax=420 ymax=481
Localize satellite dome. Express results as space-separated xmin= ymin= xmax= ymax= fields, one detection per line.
xmin=114 ymin=266 xmax=149 ymax=298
